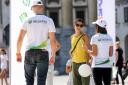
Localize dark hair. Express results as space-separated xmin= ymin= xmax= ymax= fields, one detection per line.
xmin=74 ymin=18 xmax=85 ymax=26
xmin=1 ymin=48 xmax=6 ymax=54
xmin=96 ymin=24 xmax=107 ymax=34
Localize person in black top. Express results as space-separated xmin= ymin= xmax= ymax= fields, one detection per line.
xmin=115 ymin=41 xmax=124 ymax=85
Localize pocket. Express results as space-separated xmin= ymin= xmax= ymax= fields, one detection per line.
xmin=36 ymin=51 xmax=49 ymax=63
xmin=24 ymin=50 xmax=34 ymax=64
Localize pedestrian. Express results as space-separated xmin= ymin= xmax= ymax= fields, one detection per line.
xmin=16 ymin=0 xmax=57 ymax=85
xmin=88 ymin=19 xmax=113 ymax=85
xmin=46 ymin=39 xmax=60 ymax=85
xmin=115 ymin=41 xmax=124 ymax=85
xmin=65 ymin=59 xmax=73 ymax=85
xmin=0 ymin=48 xmax=8 ymax=85
xmin=70 ymin=18 xmax=91 ymax=85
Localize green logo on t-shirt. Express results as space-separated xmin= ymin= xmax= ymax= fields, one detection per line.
xmin=29 ymin=40 xmax=48 ymax=49
xmin=95 ymin=59 xmax=110 ymax=65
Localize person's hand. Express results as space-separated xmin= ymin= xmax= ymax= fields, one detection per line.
xmin=49 ymin=52 xmax=56 ymax=65
xmin=49 ymin=56 xmax=55 ymax=65
xmin=65 ymin=66 xmax=72 ymax=74
xmin=16 ymin=53 xmax=22 ymax=62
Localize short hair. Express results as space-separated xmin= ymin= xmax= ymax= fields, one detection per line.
xmin=74 ymin=18 xmax=85 ymax=26
xmin=96 ymin=24 xmax=107 ymax=34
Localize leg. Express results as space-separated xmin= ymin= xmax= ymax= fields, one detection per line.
xmin=24 ymin=63 xmax=36 ymax=85
xmin=3 ymin=70 xmax=8 ymax=85
xmin=72 ymin=62 xmax=82 ymax=85
xmin=1 ymin=78 xmax=3 ymax=85
xmin=24 ymin=50 xmax=37 ymax=85
xmin=118 ymin=67 xmax=124 ymax=84
xmin=4 ymin=70 xmax=8 ymax=85
xmin=37 ymin=62 xmax=48 ymax=85
xmin=5 ymin=78 xmax=8 ymax=85
xmin=92 ymin=68 xmax=103 ymax=85
xmin=102 ymin=68 xmax=112 ymax=85
xmin=81 ymin=76 xmax=90 ymax=85
xmin=36 ymin=51 xmax=49 ymax=85
xmin=115 ymin=69 xmax=119 ymax=84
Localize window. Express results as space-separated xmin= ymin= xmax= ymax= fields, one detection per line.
xmin=73 ymin=7 xmax=87 ymax=25
xmin=49 ymin=11 xmax=59 ymax=27
xmin=47 ymin=0 xmax=59 ymax=4
xmin=124 ymin=7 xmax=128 ymax=22
xmin=76 ymin=10 xmax=85 ymax=20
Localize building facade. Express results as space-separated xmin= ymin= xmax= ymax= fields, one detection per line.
xmin=0 ymin=0 xmax=10 ymax=48
xmin=116 ymin=0 xmax=128 ymax=60
xmin=44 ymin=0 xmax=97 ymax=74
xmin=0 ymin=0 xmax=97 ymax=74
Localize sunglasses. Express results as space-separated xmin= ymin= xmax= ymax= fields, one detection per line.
xmin=75 ymin=23 xmax=84 ymax=27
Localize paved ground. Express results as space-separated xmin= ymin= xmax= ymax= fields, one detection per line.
xmin=53 ymin=75 xmax=128 ymax=85
xmin=0 ymin=78 xmax=10 ymax=85
xmin=1 ymin=75 xmax=127 ymax=85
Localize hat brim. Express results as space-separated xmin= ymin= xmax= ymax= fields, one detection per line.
xmin=31 ymin=4 xmax=44 ymax=7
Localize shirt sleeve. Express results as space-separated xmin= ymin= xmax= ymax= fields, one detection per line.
xmin=110 ymin=38 xmax=113 ymax=46
xmin=48 ymin=19 xmax=56 ymax=32
xmin=90 ymin=36 xmax=98 ymax=45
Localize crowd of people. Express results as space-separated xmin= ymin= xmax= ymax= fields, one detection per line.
xmin=15 ymin=0 xmax=128 ymax=85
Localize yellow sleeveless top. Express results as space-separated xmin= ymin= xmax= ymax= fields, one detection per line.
xmin=71 ymin=34 xmax=89 ymax=63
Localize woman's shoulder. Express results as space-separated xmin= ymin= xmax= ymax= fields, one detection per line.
xmin=71 ymin=34 xmax=75 ymax=38
xmin=91 ymin=34 xmax=99 ymax=38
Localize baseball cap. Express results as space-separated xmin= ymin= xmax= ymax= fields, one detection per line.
xmin=31 ymin=0 xmax=44 ymax=7
xmin=92 ymin=19 xmax=107 ymax=28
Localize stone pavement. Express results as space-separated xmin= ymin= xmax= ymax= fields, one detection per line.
xmin=4 ymin=75 xmax=127 ymax=85
xmin=53 ymin=75 xmax=128 ymax=85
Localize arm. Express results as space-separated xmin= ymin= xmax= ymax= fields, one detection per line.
xmin=109 ymin=46 xmax=113 ymax=57
xmin=16 ymin=29 xmax=26 ymax=62
xmin=69 ymin=35 xmax=73 ymax=58
xmin=56 ymin=40 xmax=61 ymax=52
xmin=49 ymin=32 xmax=57 ymax=64
xmin=88 ymin=44 xmax=98 ymax=57
xmin=83 ymin=34 xmax=91 ymax=50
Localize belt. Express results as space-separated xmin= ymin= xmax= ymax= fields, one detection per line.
xmin=29 ymin=49 xmax=48 ymax=52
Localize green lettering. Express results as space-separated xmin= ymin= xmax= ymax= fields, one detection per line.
xmin=19 ymin=12 xmax=28 ymax=22
xmin=22 ymin=0 xmax=30 ymax=7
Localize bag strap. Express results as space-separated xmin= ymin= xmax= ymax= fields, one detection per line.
xmin=71 ymin=34 xmax=84 ymax=54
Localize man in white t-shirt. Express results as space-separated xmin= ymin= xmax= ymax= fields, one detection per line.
xmin=16 ymin=0 xmax=57 ymax=85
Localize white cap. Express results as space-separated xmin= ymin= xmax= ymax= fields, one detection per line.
xmin=31 ymin=0 xmax=44 ymax=7
xmin=92 ymin=19 xmax=107 ymax=28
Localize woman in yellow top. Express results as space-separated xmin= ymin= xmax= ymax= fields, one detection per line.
xmin=70 ymin=18 xmax=91 ymax=85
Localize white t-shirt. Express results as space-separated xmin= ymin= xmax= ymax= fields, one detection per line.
xmin=0 ymin=54 xmax=8 ymax=70
xmin=22 ymin=14 xmax=56 ymax=50
xmin=90 ymin=33 xmax=113 ymax=68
